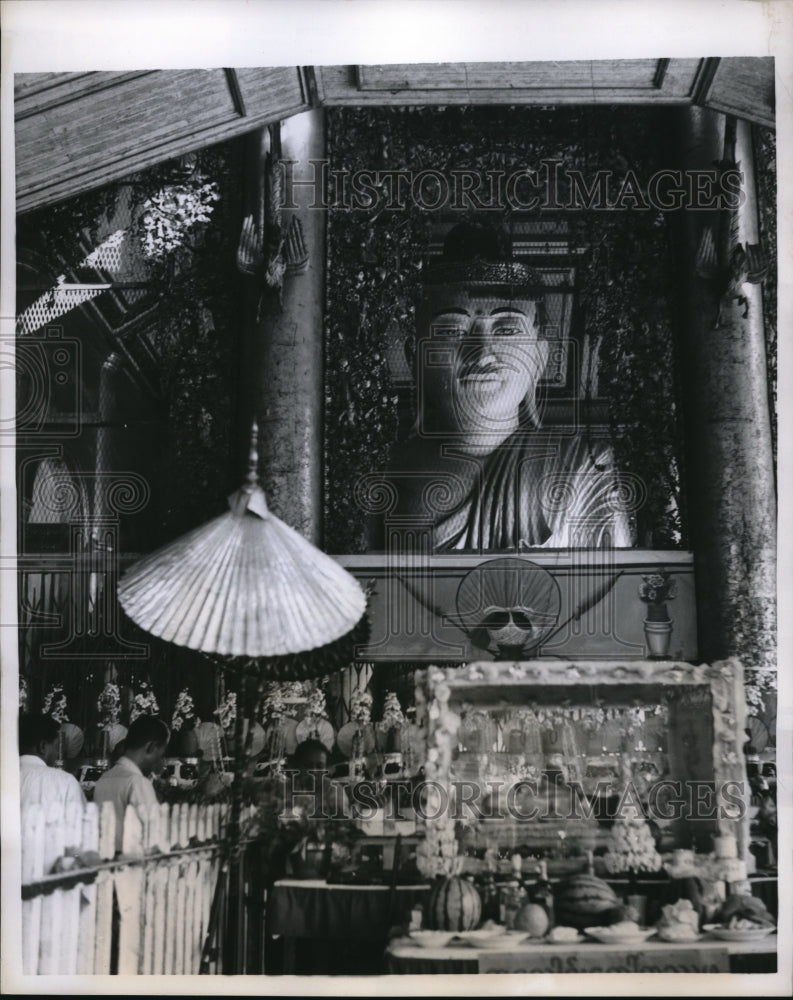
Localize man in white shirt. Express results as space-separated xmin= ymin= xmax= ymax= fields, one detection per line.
xmin=19 ymin=713 xmax=86 ymax=810
xmin=93 ymin=715 xmax=170 ymax=855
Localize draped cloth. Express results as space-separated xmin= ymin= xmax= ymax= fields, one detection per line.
xmin=434 ymin=431 xmax=633 ymax=551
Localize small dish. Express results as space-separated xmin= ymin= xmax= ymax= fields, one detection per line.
xmin=585 ymin=926 xmax=657 ymax=945
xmin=409 ymin=930 xmax=456 ymax=949
xmin=703 ymin=924 xmax=776 ymax=942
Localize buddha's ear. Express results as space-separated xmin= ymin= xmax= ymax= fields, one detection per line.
xmin=535 ymin=337 xmax=551 ymax=373
xmin=522 ymin=340 xmax=552 ymax=429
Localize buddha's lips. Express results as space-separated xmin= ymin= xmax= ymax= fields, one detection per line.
xmin=458 ymin=362 xmax=517 ymax=382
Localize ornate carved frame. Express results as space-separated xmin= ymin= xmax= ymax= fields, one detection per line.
xmin=415 ymin=657 xmax=750 ymax=863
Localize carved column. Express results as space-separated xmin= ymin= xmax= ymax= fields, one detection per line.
xmin=676 ymin=108 xmax=776 ymax=678
xmin=253 ymin=110 xmax=326 ymax=544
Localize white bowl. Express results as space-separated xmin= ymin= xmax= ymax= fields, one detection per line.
xmin=409 ymin=930 xmax=456 ymax=949
xmin=703 ymin=924 xmax=776 ymax=942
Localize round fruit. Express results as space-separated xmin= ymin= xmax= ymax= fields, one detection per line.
xmin=515 ymin=902 xmax=550 ymax=937
xmin=553 ymin=874 xmax=622 ymax=930
xmin=427 ymin=876 xmax=482 ymax=932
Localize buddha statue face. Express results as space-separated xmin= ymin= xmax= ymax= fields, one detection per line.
xmin=414 ymin=286 xmax=549 ymax=454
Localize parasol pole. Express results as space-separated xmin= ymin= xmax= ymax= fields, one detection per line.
xmin=223 ymin=662 xmax=248 ymax=973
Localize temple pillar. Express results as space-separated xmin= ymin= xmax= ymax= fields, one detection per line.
xmin=675 ymin=107 xmax=776 ymax=679
xmin=253 ymin=109 xmax=326 ymax=544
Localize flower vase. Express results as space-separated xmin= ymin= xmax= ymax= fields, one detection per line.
xmin=644 ymin=618 xmax=673 ymax=658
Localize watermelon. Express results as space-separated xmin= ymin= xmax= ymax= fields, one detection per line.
xmin=427 ymin=876 xmax=482 ymax=932
xmin=553 ymin=874 xmax=625 ymax=930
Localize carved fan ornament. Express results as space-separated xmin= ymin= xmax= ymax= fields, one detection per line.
xmin=455 ymin=558 xmax=561 ymax=658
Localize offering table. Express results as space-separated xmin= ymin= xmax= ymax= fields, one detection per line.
xmin=385 ymin=933 xmax=777 ymax=975
xmin=266 ymin=878 xmax=430 ymax=974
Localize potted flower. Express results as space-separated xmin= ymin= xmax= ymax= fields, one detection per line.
xmin=376 ymin=691 xmax=406 ymax=756
xmin=638 ymin=571 xmax=677 ymax=658
xmin=171 ymin=687 xmax=200 ymax=757
xmin=350 ymin=689 xmax=373 ymax=773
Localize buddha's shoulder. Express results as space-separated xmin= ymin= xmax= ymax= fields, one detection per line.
xmin=497 ymin=430 xmax=614 ymax=468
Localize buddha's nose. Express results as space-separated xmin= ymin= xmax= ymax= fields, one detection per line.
xmin=468 ymin=315 xmax=491 ymax=340
xmin=461 ymin=336 xmax=496 ymax=369
xmin=463 ymin=317 xmax=497 ymax=359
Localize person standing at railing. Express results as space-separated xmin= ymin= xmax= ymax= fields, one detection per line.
xmin=19 ymin=713 xmax=86 ymax=810
xmin=93 ymin=715 xmax=170 ymax=855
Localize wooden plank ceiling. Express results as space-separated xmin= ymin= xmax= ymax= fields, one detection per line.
xmin=15 ymin=68 xmax=310 ymax=214
xmin=15 ymin=58 xmax=774 ymax=213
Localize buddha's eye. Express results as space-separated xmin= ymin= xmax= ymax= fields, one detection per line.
xmin=434 ymin=324 xmax=467 ymax=339
xmin=493 ymin=318 xmax=530 ymax=337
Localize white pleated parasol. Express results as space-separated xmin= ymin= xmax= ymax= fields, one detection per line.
xmin=118 ymin=424 xmax=367 ymax=660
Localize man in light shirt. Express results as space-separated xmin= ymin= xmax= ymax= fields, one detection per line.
xmin=19 ymin=713 xmax=86 ymax=810
xmin=93 ymin=715 xmax=170 ymax=855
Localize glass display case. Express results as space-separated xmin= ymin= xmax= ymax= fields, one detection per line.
xmin=414 ymin=657 xmax=751 ymax=876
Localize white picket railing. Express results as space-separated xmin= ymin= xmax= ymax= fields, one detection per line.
xmin=20 ymin=798 xmax=251 ymax=975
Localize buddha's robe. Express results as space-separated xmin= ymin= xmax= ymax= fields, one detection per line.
xmin=376 ymin=430 xmax=632 ymax=551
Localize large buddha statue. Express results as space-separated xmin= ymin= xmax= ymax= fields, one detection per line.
xmin=369 ymin=222 xmax=633 ymax=552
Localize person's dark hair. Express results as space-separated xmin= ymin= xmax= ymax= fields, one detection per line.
xmin=19 ymin=713 xmax=60 ymax=754
xmin=124 ymin=715 xmax=170 ymax=750
xmin=291 ymin=739 xmax=329 ymax=768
